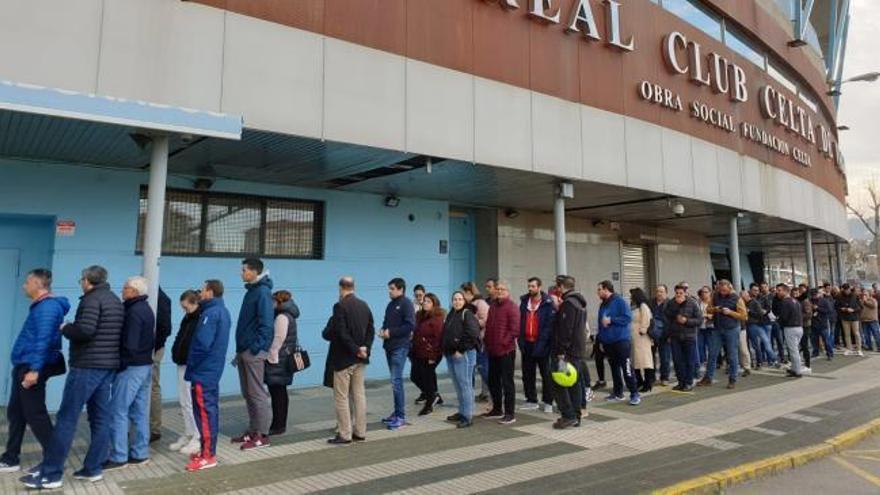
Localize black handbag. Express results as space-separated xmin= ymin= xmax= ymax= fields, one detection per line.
xmin=289 ymin=347 xmax=311 ymax=373
xmin=44 ymin=353 xmax=67 ymax=378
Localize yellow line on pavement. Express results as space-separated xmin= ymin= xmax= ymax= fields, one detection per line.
xmin=831 ymin=456 xmax=880 ymax=487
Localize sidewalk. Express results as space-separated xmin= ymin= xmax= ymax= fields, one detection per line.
xmin=2 ymin=353 xmax=879 ymax=494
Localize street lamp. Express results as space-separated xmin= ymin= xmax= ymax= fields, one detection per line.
xmin=827 ymin=71 xmax=880 ymax=96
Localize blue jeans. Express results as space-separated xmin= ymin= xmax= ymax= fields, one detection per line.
xmin=748 ymin=324 xmax=777 ymax=364
xmin=41 ymin=367 xmax=115 ymax=480
xmin=447 ymin=350 xmax=476 ymax=420
xmin=108 ymin=365 xmax=151 ymax=463
xmin=706 ymin=327 xmax=740 ymax=382
xmin=475 ymin=349 xmax=489 ymax=391
xmin=386 ymin=346 xmax=409 ymax=419
xmin=862 ymin=321 xmax=880 ymax=350
xmin=697 ymin=328 xmax=712 ymax=366
xmin=670 ymin=338 xmax=695 ymax=387
xmin=814 ymin=327 xmax=834 ymax=358
xmin=771 ymin=322 xmax=786 ymax=360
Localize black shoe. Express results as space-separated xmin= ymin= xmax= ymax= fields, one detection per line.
xmin=327 ymin=435 xmax=352 ymax=445
xmin=593 ymin=381 xmax=607 ymax=389
xmin=672 ymin=384 xmax=684 ymax=391
xmin=681 ymin=384 xmax=695 ymax=392
xmin=418 ymin=404 xmax=434 ymax=416
xmin=434 ymin=394 xmax=444 ymax=406
xmin=415 ymin=393 xmax=427 ymax=405
xmin=446 ymin=412 xmax=463 ymax=422
xmin=149 ymin=433 xmax=161 ymax=444
xmin=127 ymin=457 xmax=150 ymax=466
xmin=456 ymin=419 xmax=473 ymax=428
xmin=101 ymin=460 xmax=127 ymax=471
xmin=352 ymin=434 xmax=366 ymax=442
xmin=553 ymin=418 xmax=578 ymax=430
xmin=481 ymin=409 xmax=504 ymax=419
xmin=785 ymin=370 xmax=802 ymax=378
xmin=498 ymin=415 xmax=517 ymax=425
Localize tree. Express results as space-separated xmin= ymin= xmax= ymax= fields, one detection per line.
xmin=847 ymin=177 xmax=880 ymax=262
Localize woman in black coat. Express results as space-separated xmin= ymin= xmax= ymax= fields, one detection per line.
xmin=169 ymin=290 xmax=202 ymax=454
xmin=265 ymin=290 xmax=300 ymax=436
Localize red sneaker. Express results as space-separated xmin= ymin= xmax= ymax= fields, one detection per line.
xmin=240 ymin=434 xmax=270 ymax=451
xmin=185 ymin=455 xmax=217 ymax=472
xmin=231 ymin=432 xmax=252 ymax=444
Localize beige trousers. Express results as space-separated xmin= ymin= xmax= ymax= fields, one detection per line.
xmin=150 ymin=347 xmax=164 ymax=435
xmin=333 ymin=363 xmax=366 ymax=441
xmin=842 ymin=320 xmax=862 ymax=352
xmin=738 ymin=329 xmax=751 ymax=371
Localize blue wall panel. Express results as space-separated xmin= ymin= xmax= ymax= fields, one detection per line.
xmin=0 ymin=159 xmax=451 ymax=408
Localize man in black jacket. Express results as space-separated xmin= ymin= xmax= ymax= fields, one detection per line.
xmin=323 ymin=277 xmax=375 ymax=445
xmin=776 ymin=284 xmax=805 ymax=377
xmin=149 ymin=288 xmax=171 ymax=443
xmin=663 ymin=285 xmax=702 ymax=391
xmin=103 ymin=277 xmax=155 ymax=471
xmin=837 ymin=284 xmax=863 ymax=356
xmin=23 ymin=265 xmax=123 ymax=490
xmin=551 ymin=275 xmax=590 ymax=429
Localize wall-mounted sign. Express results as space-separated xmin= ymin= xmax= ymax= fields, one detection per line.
xmin=56 ymin=220 xmax=75 ymax=236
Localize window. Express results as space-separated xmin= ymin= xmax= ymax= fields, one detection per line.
xmin=798 ymin=91 xmax=819 ymax=113
xmin=136 ymin=187 xmax=324 ymax=259
xmin=725 ymin=27 xmax=766 ymax=69
xmin=661 ymin=0 xmax=723 ymax=41
xmin=767 ymin=62 xmax=798 ymax=93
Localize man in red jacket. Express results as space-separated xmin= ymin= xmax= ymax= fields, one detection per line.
xmin=481 ymin=281 xmax=520 ymax=425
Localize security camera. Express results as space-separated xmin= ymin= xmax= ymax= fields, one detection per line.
xmin=672 ymin=201 xmax=685 ymax=217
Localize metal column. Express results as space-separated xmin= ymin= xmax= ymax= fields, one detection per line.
xmin=729 ymin=216 xmax=741 ymax=290
xmin=828 ymin=244 xmax=836 ymax=286
xmin=142 ymin=135 xmax=169 ymax=315
xmin=805 ymin=229 xmax=816 ymax=287
xmin=835 ymin=240 xmax=845 ymax=284
xmin=554 ymin=195 xmax=567 ymax=276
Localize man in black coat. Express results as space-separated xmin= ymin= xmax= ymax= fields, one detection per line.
xmin=150 ymin=287 xmax=171 ymax=442
xmin=23 ymin=265 xmax=123 ymax=490
xmin=663 ymin=284 xmax=703 ymax=392
xmin=323 ymin=276 xmax=374 ymax=445
xmin=551 ymin=275 xmax=590 ymax=430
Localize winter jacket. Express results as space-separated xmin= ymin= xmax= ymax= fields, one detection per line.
xmin=708 ymin=292 xmax=748 ymax=330
xmin=836 ymin=292 xmax=862 ymax=322
xmin=597 ymin=293 xmax=632 ymax=345
xmin=120 ymin=295 xmax=156 ymax=369
xmin=483 ymin=298 xmax=520 ymax=357
xmin=663 ymin=297 xmax=702 ymax=341
xmin=758 ymin=293 xmax=773 ymax=325
xmin=411 ymin=314 xmax=444 ymax=361
xmin=746 ymin=299 xmax=765 ymax=325
xmin=323 ymin=293 xmax=375 ymax=371
xmin=265 ymin=300 xmax=300 ymax=387
xmin=777 ymin=297 xmax=803 ymax=328
xmin=171 ymin=311 xmax=201 ymax=365
xmin=860 ymin=295 xmax=878 ymax=322
xmin=11 ymin=295 xmax=69 ymax=372
xmin=650 ymin=298 xmax=668 ymax=340
xmin=62 ymin=283 xmax=124 ymax=370
xmin=812 ymin=296 xmax=835 ymax=331
xmin=519 ymin=292 xmax=555 ymax=359
xmin=382 ymin=295 xmax=416 ymax=351
xmin=551 ymin=290 xmax=588 ymax=359
xmin=155 ymin=287 xmax=172 ymax=351
xmin=801 ymin=297 xmax=813 ymax=328
xmin=442 ymin=308 xmax=480 ymax=354
xmin=235 ymin=274 xmax=274 ymax=355
xmin=185 ymin=297 xmax=231 ymax=386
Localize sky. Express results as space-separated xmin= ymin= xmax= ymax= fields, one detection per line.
xmin=837 ymin=0 xmax=880 ymax=212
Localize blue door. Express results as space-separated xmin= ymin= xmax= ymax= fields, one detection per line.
xmin=0 ymin=215 xmax=55 ymax=404
xmin=448 ymin=211 xmax=475 ymax=293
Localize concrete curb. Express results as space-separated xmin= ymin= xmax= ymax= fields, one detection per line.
xmin=652 ymin=418 xmax=880 ymax=495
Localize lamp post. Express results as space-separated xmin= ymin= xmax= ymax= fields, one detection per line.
xmin=827 ymin=71 xmax=880 ymax=96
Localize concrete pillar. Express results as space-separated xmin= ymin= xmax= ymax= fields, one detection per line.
xmin=805 ymin=229 xmax=816 ymax=287
xmin=142 ymin=135 xmax=169 ymax=315
xmin=836 ymin=240 xmax=845 ymax=285
xmin=791 ymin=256 xmax=797 ymax=285
xmin=554 ymin=195 xmax=567 ymax=276
xmin=828 ymin=244 xmax=836 ymax=285
xmin=729 ymin=216 xmax=741 ymax=290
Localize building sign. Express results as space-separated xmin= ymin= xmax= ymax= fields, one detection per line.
xmin=484 ymin=0 xmax=843 ymax=172
xmin=55 ymin=220 xmax=76 ymax=236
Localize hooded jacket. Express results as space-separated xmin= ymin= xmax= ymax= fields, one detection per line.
xmin=235 ymin=273 xmax=274 ymax=355
xmin=186 ymin=297 xmax=231 ymax=386
xmin=597 ymin=293 xmax=633 ymax=345
xmin=483 ymin=297 xmax=520 ymax=357
xmin=62 ymin=282 xmax=124 ymax=369
xmin=519 ymin=292 xmax=555 ymax=358
xmin=551 ymin=290 xmax=587 ymax=359
xmin=120 ymin=295 xmax=156 ymax=369
xmin=11 ymin=294 xmax=70 ymax=372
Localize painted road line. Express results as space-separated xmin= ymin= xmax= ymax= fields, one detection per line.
xmin=781 ymin=412 xmax=823 ymax=423
xmin=831 ymin=456 xmax=880 ymax=487
xmin=747 ymin=426 xmax=786 ymax=436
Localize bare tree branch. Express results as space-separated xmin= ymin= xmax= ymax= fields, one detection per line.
xmin=848 ymin=203 xmax=878 ymax=237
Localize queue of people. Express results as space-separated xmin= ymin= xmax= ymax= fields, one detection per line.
xmin=7 ymin=256 xmax=877 ymax=488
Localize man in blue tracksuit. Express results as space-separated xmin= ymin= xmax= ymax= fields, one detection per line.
xmin=233 ymin=258 xmax=274 ymax=450
xmin=596 ymin=281 xmax=639 ymax=405
xmin=518 ymin=277 xmax=555 ymax=412
xmin=0 ymin=269 xmax=68 ymax=473
xmin=379 ymin=277 xmax=416 ymax=430
xmin=185 ymin=279 xmax=231 ymax=471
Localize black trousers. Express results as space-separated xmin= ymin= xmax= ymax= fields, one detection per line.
xmin=488 ymin=351 xmax=516 ymax=416
xmin=800 ymin=327 xmax=812 ymax=368
xmin=410 ymin=358 xmax=440 ymax=398
xmin=593 ymin=340 xmax=607 ymax=382
xmin=555 ymin=358 xmax=587 ymax=420
xmin=604 ymin=340 xmax=639 ymax=397
xmin=268 ymin=384 xmax=289 ymax=433
xmin=521 ymin=352 xmax=552 ymax=404
xmin=1 ymin=365 xmax=54 ymax=466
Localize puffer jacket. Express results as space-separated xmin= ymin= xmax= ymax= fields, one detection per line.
xmin=265 ymin=300 xmax=299 ymax=387
xmin=663 ymin=296 xmax=702 ymax=341
xmin=11 ymin=295 xmax=70 ymax=372
xmin=483 ymin=298 xmax=520 ymax=357
xmin=120 ymin=295 xmax=156 ymax=369
xmin=442 ymin=308 xmax=480 ymax=354
xmin=412 ymin=313 xmax=444 ymax=361
xmin=235 ymin=273 xmax=274 ymax=355
xmin=62 ymin=283 xmax=124 ymax=369
xmin=551 ymin=291 xmax=588 ymax=359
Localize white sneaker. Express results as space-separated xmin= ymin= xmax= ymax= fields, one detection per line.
xmin=169 ymin=436 xmax=190 ymax=451
xmin=180 ymin=437 xmax=202 ymax=455
xmin=844 ymin=350 xmax=853 ymax=356
xmin=542 ymin=403 xmax=554 ymax=414
xmin=858 ymin=351 xmax=865 ymax=357
xmin=801 ymin=367 xmax=812 ymax=375
xmin=585 ymin=388 xmax=594 ymax=403
xmin=0 ymin=461 xmax=20 ymax=473
xmin=518 ymin=402 xmax=539 ymax=411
